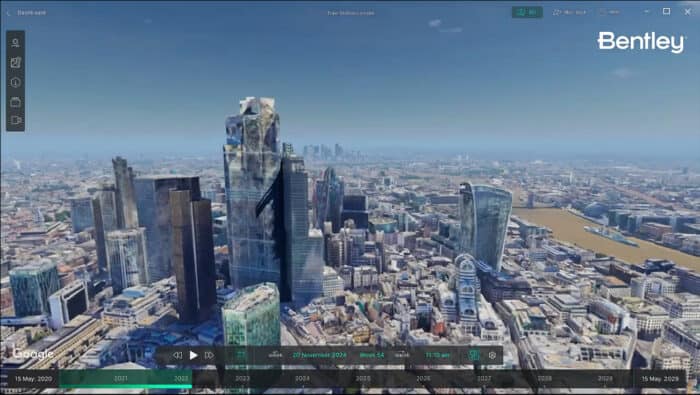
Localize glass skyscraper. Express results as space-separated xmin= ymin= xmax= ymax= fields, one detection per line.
xmin=10 ymin=261 xmax=60 ymax=317
xmin=458 ymin=182 xmax=512 ymax=272
xmin=222 ymin=282 xmax=280 ymax=346
xmin=314 ymin=167 xmax=344 ymax=232
xmin=112 ymin=156 xmax=139 ymax=229
xmin=293 ymin=228 xmax=324 ymax=307
xmin=134 ymin=175 xmax=200 ymax=283
xmin=224 ymin=97 xmax=281 ymax=290
xmin=341 ymin=194 xmax=369 ymax=229
xmin=106 ymin=228 xmax=149 ymax=295
xmin=69 ymin=196 xmax=94 ymax=233
xmin=283 ymin=154 xmax=322 ymax=306
xmin=92 ymin=184 xmax=118 ymax=273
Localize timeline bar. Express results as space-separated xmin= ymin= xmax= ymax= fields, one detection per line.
xmin=6 ymin=369 xmax=687 ymax=389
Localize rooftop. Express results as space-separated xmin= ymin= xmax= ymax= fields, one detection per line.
xmin=223 ymin=282 xmax=278 ymax=313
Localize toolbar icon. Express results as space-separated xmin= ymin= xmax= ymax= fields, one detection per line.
xmin=9 ymin=77 xmax=22 ymax=89
xmin=10 ymin=57 xmax=22 ymax=69
xmin=10 ymin=115 xmax=23 ymax=125
xmin=663 ymin=7 xmax=671 ymax=16
xmin=9 ymin=97 xmax=21 ymax=108
xmin=11 ymin=38 xmax=21 ymax=48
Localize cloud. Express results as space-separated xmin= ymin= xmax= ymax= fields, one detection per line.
xmin=439 ymin=27 xmax=463 ymax=34
xmin=611 ymin=67 xmax=635 ymax=79
xmin=428 ymin=19 xmax=442 ymax=28
xmin=428 ymin=18 xmax=461 ymax=34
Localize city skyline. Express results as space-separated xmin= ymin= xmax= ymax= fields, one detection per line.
xmin=1 ymin=1 xmax=699 ymax=158
xmin=1 ymin=1 xmax=700 ymax=391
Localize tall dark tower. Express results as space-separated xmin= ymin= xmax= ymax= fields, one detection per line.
xmin=112 ymin=156 xmax=139 ymax=229
xmin=257 ymin=147 xmax=322 ymax=306
xmin=134 ymin=175 xmax=200 ymax=283
xmin=314 ymin=167 xmax=345 ymax=232
xmin=92 ymin=184 xmax=118 ymax=274
xmin=170 ymin=187 xmax=217 ymax=323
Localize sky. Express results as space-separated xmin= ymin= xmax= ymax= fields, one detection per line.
xmin=1 ymin=1 xmax=699 ymax=159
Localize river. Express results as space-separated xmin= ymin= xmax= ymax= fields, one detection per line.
xmin=513 ymin=208 xmax=700 ymax=271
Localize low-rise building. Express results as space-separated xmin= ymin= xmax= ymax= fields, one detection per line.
xmin=102 ymin=279 xmax=176 ymax=329
xmin=651 ymin=338 xmax=692 ymax=379
xmin=662 ymin=319 xmax=700 ymax=378
xmin=659 ymin=292 xmax=700 ymax=319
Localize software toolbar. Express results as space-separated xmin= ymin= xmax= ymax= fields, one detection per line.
xmin=155 ymin=346 xmax=503 ymax=366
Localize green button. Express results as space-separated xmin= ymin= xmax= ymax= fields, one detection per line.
xmin=512 ymin=6 xmax=543 ymax=18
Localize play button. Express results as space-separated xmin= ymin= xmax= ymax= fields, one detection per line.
xmin=189 ymin=350 xmax=198 ymax=361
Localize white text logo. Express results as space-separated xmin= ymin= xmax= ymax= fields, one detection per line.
xmin=598 ymin=32 xmax=685 ymax=54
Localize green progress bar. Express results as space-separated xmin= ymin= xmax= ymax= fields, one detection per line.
xmin=60 ymin=384 xmax=192 ymax=389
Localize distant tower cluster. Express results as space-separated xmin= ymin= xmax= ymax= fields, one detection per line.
xmin=458 ymin=182 xmax=512 ymax=272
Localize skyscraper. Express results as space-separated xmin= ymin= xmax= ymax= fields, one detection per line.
xmin=282 ymin=154 xmax=307 ymax=303
xmin=458 ymin=182 xmax=512 ymax=272
xmin=10 ymin=261 xmax=60 ymax=317
xmin=134 ymin=175 xmax=200 ymax=283
xmin=314 ymin=167 xmax=344 ymax=232
xmin=93 ymin=185 xmax=118 ymax=231
xmin=170 ymin=188 xmax=217 ymax=323
xmin=341 ymin=194 xmax=369 ymax=229
xmin=456 ymin=253 xmax=479 ymax=330
xmin=295 ymin=229 xmax=324 ymax=306
xmin=224 ymin=97 xmax=281 ymax=289
xmin=256 ymin=148 xmax=323 ymax=305
xmin=112 ymin=156 xmax=139 ymax=229
xmin=92 ymin=184 xmax=118 ymax=273
xmin=106 ymin=228 xmax=149 ymax=295
xmin=222 ymin=282 xmax=280 ymax=346
xmin=69 ymin=196 xmax=95 ymax=233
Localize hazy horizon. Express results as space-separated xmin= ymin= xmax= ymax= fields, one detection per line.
xmin=2 ymin=1 xmax=699 ymax=159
